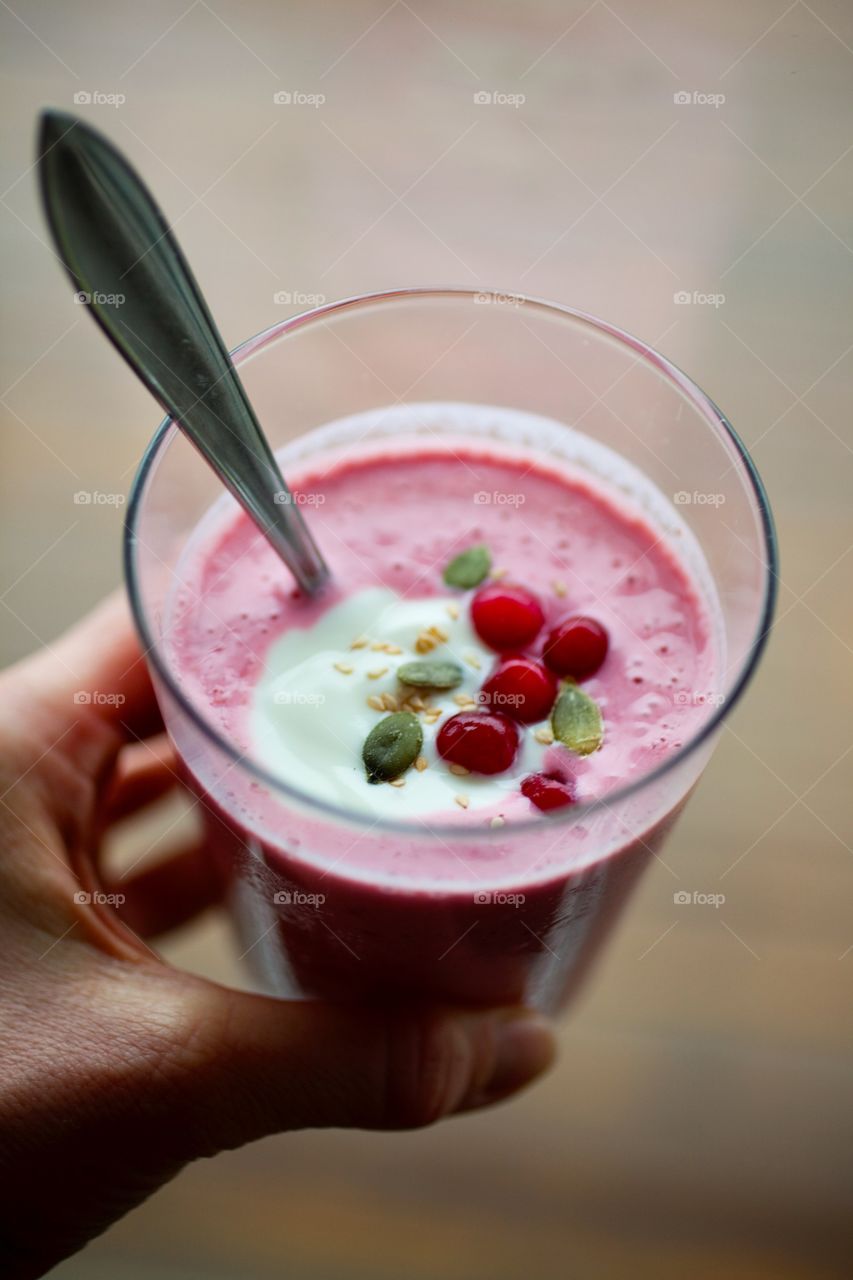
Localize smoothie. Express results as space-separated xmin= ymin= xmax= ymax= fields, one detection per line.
xmin=166 ymin=402 xmax=719 ymax=1008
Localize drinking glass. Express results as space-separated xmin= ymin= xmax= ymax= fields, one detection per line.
xmin=125 ymin=289 xmax=776 ymax=1012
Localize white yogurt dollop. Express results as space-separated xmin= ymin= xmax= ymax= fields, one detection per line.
xmin=250 ymin=587 xmax=545 ymax=819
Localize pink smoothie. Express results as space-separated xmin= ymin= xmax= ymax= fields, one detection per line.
xmin=167 ymin=438 xmax=717 ymax=1008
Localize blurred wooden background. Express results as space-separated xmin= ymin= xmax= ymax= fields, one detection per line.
xmin=1 ymin=2 xmax=851 ymax=1277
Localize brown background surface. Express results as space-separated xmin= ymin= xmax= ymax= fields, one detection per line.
xmin=1 ymin=2 xmax=851 ymax=1277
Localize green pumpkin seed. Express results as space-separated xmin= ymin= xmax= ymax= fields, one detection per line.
xmin=362 ymin=712 xmax=424 ymax=783
xmin=551 ymin=683 xmax=604 ymax=756
xmin=443 ymin=544 xmax=491 ymax=589
xmin=397 ymin=659 xmax=464 ymax=690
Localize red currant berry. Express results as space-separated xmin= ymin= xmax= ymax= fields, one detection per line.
xmin=543 ymin=615 xmax=609 ymax=679
xmin=521 ymin=772 xmax=576 ymax=811
xmin=480 ymin=655 xmax=557 ymax=724
xmin=436 ymin=711 xmax=519 ymax=775
xmin=470 ymin=583 xmax=545 ymax=652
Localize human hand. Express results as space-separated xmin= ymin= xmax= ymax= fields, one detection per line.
xmin=0 ymin=594 xmax=556 ymax=1277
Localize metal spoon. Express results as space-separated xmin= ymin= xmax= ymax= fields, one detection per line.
xmin=37 ymin=109 xmax=329 ymax=596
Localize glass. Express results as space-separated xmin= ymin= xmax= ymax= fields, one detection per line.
xmin=125 ymin=289 xmax=777 ymax=1012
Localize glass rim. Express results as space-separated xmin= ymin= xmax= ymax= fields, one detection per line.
xmin=124 ymin=287 xmax=779 ymax=839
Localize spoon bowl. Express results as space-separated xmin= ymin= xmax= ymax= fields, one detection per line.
xmin=37 ymin=109 xmax=329 ymax=597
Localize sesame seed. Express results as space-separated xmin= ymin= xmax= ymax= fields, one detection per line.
xmin=449 ymin=763 xmax=470 ymax=776
xmin=490 ymin=816 xmax=505 ymax=829
xmin=446 ymin=603 xmax=459 ymax=620
xmin=389 ymin=778 xmax=406 ymax=788
xmin=380 ymin=692 xmax=399 ymax=712
xmin=464 ymin=653 xmax=482 ymax=670
xmin=415 ymin=755 xmax=428 ymax=772
xmin=370 ymin=642 xmax=386 ymax=652
xmin=490 ymin=567 xmax=508 ymax=580
xmin=385 ymin=644 xmax=403 ymax=655
xmin=453 ymin=693 xmax=476 ymax=707
xmin=552 ymin=580 xmax=567 ymax=598
xmin=367 ymin=694 xmax=385 ymax=711
xmin=428 ymin=625 xmax=449 ymax=643
xmin=534 ymin=727 xmax=555 ymax=746
xmin=454 ymin=794 xmax=470 ymax=809
xmin=367 ymin=667 xmax=389 ymax=680
xmin=334 ymin=662 xmax=354 ymax=675
xmin=350 ymin=637 xmax=369 ymax=650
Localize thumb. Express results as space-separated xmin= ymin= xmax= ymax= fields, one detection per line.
xmin=150 ymin=973 xmax=556 ymax=1152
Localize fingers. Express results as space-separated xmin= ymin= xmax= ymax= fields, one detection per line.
xmin=0 ymin=957 xmax=554 ymax=1271
xmin=103 ymin=734 xmax=179 ymax=825
xmin=100 ymin=736 xmax=223 ymax=939
xmin=148 ymin=976 xmax=556 ymax=1151
xmin=0 ymin=593 xmax=166 ymax=841
xmin=8 ymin=590 xmax=163 ymax=744
xmin=110 ymin=842 xmax=226 ymax=938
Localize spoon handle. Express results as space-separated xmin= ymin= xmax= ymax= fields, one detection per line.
xmin=38 ymin=110 xmax=329 ymax=596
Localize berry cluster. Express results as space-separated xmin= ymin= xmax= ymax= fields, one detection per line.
xmin=436 ymin=583 xmax=609 ymax=812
